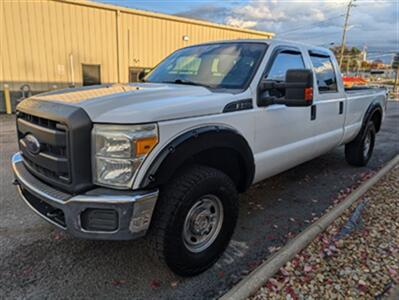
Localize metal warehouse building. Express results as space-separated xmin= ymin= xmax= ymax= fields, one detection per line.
xmin=0 ymin=0 xmax=273 ymax=112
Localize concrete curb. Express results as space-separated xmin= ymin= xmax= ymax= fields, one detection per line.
xmin=221 ymin=154 xmax=399 ymax=300
xmin=387 ymin=286 xmax=399 ymax=300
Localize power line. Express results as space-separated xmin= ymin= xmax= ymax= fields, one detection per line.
xmin=366 ymin=53 xmax=396 ymax=58
xmin=366 ymin=50 xmax=399 ymax=54
xmin=299 ymin=31 xmax=343 ymax=41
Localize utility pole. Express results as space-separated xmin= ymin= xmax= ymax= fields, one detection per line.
xmin=393 ymin=53 xmax=399 ymax=95
xmin=339 ymin=0 xmax=355 ymax=70
xmin=346 ymin=57 xmax=351 ymax=74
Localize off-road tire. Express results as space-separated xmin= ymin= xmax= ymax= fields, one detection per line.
xmin=345 ymin=121 xmax=376 ymax=167
xmin=148 ymin=165 xmax=239 ymax=276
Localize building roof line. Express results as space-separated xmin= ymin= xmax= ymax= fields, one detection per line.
xmin=53 ymin=0 xmax=274 ymax=37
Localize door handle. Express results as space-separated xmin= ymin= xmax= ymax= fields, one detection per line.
xmin=311 ymin=105 xmax=316 ymax=121
xmin=339 ymin=101 xmax=344 ymax=114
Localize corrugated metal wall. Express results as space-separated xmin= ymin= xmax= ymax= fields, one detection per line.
xmin=118 ymin=12 xmax=271 ymax=83
xmin=1 ymin=0 xmax=273 ymax=92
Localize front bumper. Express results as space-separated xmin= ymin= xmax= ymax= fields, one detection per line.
xmin=12 ymin=152 xmax=159 ymax=240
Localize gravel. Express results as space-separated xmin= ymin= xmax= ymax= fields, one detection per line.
xmin=251 ymin=165 xmax=399 ymax=299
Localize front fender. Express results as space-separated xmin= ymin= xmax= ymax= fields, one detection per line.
xmin=139 ymin=125 xmax=255 ymax=192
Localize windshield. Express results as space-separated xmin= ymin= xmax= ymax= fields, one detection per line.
xmin=145 ymin=42 xmax=267 ymax=90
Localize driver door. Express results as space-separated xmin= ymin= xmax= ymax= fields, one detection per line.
xmin=253 ymin=46 xmax=316 ymax=183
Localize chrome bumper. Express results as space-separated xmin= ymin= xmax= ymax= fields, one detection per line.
xmin=12 ymin=152 xmax=159 ymax=240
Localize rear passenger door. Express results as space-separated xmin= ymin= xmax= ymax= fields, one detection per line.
xmin=307 ymin=51 xmax=346 ymax=151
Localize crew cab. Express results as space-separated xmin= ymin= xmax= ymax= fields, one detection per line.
xmin=12 ymin=39 xmax=387 ymax=276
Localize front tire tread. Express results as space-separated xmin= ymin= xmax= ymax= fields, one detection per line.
xmin=148 ymin=165 xmax=238 ymax=276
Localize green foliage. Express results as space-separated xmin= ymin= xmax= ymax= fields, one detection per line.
xmin=330 ymin=45 xmax=363 ymax=72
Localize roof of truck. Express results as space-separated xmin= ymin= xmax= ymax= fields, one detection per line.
xmin=191 ymin=38 xmax=333 ymax=55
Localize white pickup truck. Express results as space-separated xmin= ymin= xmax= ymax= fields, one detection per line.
xmin=12 ymin=39 xmax=387 ymax=276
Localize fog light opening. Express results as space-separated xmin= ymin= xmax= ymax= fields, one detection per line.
xmin=81 ymin=208 xmax=118 ymax=232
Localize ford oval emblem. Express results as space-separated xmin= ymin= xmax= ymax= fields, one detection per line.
xmin=24 ymin=134 xmax=41 ymax=155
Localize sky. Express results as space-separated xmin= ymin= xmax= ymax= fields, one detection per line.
xmin=96 ymin=0 xmax=398 ymax=63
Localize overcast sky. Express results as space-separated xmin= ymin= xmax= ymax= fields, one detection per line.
xmin=96 ymin=0 xmax=398 ymax=63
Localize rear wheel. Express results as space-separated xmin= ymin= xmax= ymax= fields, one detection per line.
xmin=149 ymin=165 xmax=238 ymax=276
xmin=345 ymin=121 xmax=376 ymax=167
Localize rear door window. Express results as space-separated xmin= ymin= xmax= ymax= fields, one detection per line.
xmin=309 ymin=54 xmax=338 ymax=93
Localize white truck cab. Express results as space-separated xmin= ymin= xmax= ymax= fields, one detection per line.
xmin=12 ymin=39 xmax=387 ymax=276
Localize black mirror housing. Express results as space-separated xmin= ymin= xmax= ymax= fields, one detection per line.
xmin=284 ymin=69 xmax=313 ymax=107
xmin=258 ymin=69 xmax=314 ymax=107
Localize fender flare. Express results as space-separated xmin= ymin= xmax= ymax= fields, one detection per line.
xmin=139 ymin=125 xmax=255 ymax=192
xmin=362 ymin=100 xmax=383 ymax=132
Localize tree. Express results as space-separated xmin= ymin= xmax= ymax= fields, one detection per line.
xmin=361 ymin=61 xmax=371 ymax=70
xmin=331 ymin=46 xmax=363 ymax=73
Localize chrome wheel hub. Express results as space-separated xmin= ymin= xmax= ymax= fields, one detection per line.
xmin=183 ymin=195 xmax=224 ymax=253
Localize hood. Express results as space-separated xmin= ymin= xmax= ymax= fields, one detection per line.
xmin=31 ymin=83 xmax=236 ymax=123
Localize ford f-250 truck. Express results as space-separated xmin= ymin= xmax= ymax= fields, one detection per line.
xmin=12 ymin=39 xmax=387 ymax=276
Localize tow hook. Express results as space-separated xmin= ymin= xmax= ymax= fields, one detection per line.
xmin=12 ymin=179 xmax=20 ymax=186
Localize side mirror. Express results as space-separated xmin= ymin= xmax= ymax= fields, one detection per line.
xmin=259 ymin=69 xmax=314 ymax=107
xmin=283 ymin=69 xmax=313 ymax=106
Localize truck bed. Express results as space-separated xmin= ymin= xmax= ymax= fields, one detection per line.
xmin=345 ymin=86 xmax=387 ymax=96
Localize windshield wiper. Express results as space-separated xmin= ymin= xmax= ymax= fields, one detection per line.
xmin=162 ymin=79 xmax=211 ymax=88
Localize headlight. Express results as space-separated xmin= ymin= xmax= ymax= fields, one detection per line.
xmin=92 ymin=124 xmax=158 ymax=188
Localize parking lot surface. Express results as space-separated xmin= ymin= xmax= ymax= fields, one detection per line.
xmin=1 ymin=102 xmax=398 ymax=299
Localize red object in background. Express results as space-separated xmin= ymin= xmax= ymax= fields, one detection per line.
xmin=342 ymin=76 xmax=368 ymax=87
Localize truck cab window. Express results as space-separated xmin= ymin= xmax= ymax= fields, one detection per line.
xmin=168 ymin=56 xmax=202 ymax=75
xmin=264 ymin=50 xmax=304 ymax=98
xmin=309 ymin=54 xmax=338 ymax=93
xmin=146 ymin=43 xmax=267 ymax=90
xmin=266 ymin=51 xmax=305 ymax=81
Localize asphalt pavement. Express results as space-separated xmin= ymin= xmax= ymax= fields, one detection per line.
xmin=1 ymin=102 xmax=398 ymax=300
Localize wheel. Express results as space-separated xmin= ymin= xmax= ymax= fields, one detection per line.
xmin=345 ymin=121 xmax=376 ymax=167
xmin=148 ymin=165 xmax=239 ymax=276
